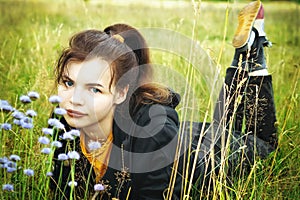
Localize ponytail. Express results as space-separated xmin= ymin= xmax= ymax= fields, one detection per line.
xmin=104 ymin=24 xmax=174 ymax=112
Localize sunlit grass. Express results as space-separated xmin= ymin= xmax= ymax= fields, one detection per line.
xmin=0 ymin=0 xmax=299 ymax=199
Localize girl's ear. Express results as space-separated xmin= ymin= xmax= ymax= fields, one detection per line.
xmin=114 ymin=85 xmax=129 ymax=105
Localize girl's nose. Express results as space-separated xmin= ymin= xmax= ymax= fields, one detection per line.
xmin=70 ymin=88 xmax=84 ymax=105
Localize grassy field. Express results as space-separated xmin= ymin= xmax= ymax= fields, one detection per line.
xmin=0 ymin=0 xmax=299 ymax=199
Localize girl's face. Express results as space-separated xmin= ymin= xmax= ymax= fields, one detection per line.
xmin=58 ymin=58 xmax=127 ymax=135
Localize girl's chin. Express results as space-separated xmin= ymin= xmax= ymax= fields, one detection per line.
xmin=64 ymin=118 xmax=83 ymax=129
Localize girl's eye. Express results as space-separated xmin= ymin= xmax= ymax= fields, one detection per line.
xmin=64 ymin=80 xmax=74 ymax=87
xmin=91 ymin=88 xmax=101 ymax=94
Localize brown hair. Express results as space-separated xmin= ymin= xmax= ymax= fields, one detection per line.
xmin=55 ymin=24 xmax=172 ymax=116
xmin=104 ymin=24 xmax=172 ymax=111
xmin=56 ymin=29 xmax=137 ymax=91
xmin=104 ymin=24 xmax=152 ymax=85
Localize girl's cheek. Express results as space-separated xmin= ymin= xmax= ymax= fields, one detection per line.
xmin=57 ymin=85 xmax=65 ymax=96
xmin=58 ymin=87 xmax=72 ymax=102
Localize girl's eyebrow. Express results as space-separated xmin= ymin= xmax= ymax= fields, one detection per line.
xmin=86 ymin=83 xmax=104 ymax=88
xmin=62 ymin=75 xmax=104 ymax=88
xmin=61 ymin=75 xmax=73 ymax=81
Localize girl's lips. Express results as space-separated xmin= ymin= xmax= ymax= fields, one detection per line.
xmin=66 ymin=109 xmax=87 ymax=118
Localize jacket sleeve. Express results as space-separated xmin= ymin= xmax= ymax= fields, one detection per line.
xmin=128 ymin=104 xmax=181 ymax=199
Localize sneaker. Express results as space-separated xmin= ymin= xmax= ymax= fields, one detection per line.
xmin=231 ymin=1 xmax=272 ymax=71
xmin=253 ymin=4 xmax=272 ymax=48
xmin=232 ymin=1 xmax=262 ymax=49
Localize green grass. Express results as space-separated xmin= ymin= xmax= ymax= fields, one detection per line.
xmin=0 ymin=0 xmax=299 ymax=199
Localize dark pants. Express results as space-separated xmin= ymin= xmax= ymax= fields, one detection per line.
xmin=214 ymin=67 xmax=278 ymax=150
xmin=184 ymin=67 xmax=278 ymax=196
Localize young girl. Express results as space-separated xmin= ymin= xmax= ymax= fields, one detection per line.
xmin=49 ymin=1 xmax=277 ymax=199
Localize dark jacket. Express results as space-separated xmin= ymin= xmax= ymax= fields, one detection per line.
xmin=50 ymin=94 xmax=275 ymax=199
xmin=50 ymin=94 xmax=184 ymax=199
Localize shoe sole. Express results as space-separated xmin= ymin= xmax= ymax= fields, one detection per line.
xmin=232 ymin=1 xmax=261 ymax=48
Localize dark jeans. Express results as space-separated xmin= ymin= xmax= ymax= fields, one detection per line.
xmin=181 ymin=67 xmax=278 ymax=195
xmin=214 ymin=67 xmax=278 ymax=149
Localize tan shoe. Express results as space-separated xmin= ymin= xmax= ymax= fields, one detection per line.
xmin=232 ymin=1 xmax=262 ymax=49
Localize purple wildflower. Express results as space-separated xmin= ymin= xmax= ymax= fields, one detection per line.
xmin=27 ymin=91 xmax=40 ymax=100
xmin=0 ymin=100 xmax=14 ymax=112
xmin=42 ymin=128 xmax=53 ymax=136
xmin=1 ymin=123 xmax=12 ymax=130
xmin=21 ymin=117 xmax=32 ymax=124
xmin=24 ymin=169 xmax=34 ymax=176
xmin=26 ymin=109 xmax=37 ymax=117
xmin=13 ymin=119 xmax=21 ymax=126
xmin=68 ymin=181 xmax=78 ymax=187
xmin=6 ymin=167 xmax=17 ymax=173
xmin=12 ymin=110 xmax=25 ymax=119
xmin=0 ymin=105 xmax=14 ymax=112
xmin=69 ymin=129 xmax=80 ymax=137
xmin=54 ymin=122 xmax=64 ymax=129
xmin=54 ymin=108 xmax=67 ymax=115
xmin=0 ymin=100 xmax=10 ymax=106
xmin=6 ymin=161 xmax=17 ymax=168
xmin=49 ymin=95 xmax=62 ymax=104
xmin=48 ymin=118 xmax=64 ymax=129
xmin=21 ymin=122 xmax=34 ymax=129
xmin=20 ymin=117 xmax=34 ymax=129
xmin=9 ymin=155 xmax=21 ymax=161
xmin=88 ymin=141 xmax=101 ymax=151
xmin=57 ymin=153 xmax=68 ymax=161
xmin=94 ymin=183 xmax=105 ymax=191
xmin=2 ymin=161 xmax=16 ymax=172
xmin=20 ymin=95 xmax=31 ymax=104
xmin=0 ymin=157 xmax=9 ymax=164
xmin=47 ymin=118 xmax=57 ymax=126
xmin=46 ymin=172 xmax=53 ymax=176
xmin=0 ymin=157 xmax=9 ymax=168
xmin=38 ymin=136 xmax=50 ymax=145
xmin=67 ymin=151 xmax=80 ymax=160
xmin=62 ymin=132 xmax=74 ymax=140
xmin=51 ymin=141 xmax=62 ymax=148
xmin=41 ymin=148 xmax=51 ymax=154
xmin=2 ymin=184 xmax=14 ymax=191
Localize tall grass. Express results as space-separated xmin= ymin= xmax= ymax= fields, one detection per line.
xmin=0 ymin=0 xmax=299 ymax=199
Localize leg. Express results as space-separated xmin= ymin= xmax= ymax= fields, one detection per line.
xmin=213 ymin=67 xmax=248 ymax=133
xmin=192 ymin=2 xmax=278 ymax=194
xmin=213 ymin=1 xmax=277 ymax=149
xmin=244 ymin=75 xmax=278 ymax=148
